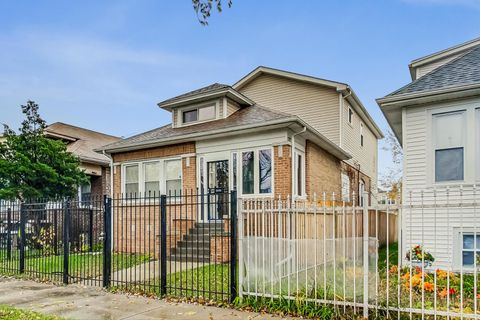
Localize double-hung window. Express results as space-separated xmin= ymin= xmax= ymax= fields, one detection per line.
xmin=165 ymin=160 xmax=182 ymax=195
xmin=125 ymin=164 xmax=139 ymax=195
xmin=241 ymin=148 xmax=273 ymax=195
xmin=144 ymin=162 xmax=160 ymax=195
xmin=294 ymin=151 xmax=305 ymax=197
xmin=433 ymin=111 xmax=465 ymax=182
xmin=462 ymin=233 xmax=480 ymax=267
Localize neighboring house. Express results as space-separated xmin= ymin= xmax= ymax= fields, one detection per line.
xmin=377 ymin=37 xmax=480 ymax=270
xmin=44 ymin=122 xmax=120 ymax=201
xmin=0 ymin=135 xmax=5 ymax=144
xmin=101 ymin=67 xmax=383 ymax=206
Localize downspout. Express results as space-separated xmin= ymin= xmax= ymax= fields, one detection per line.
xmin=291 ymin=126 xmax=307 ymax=199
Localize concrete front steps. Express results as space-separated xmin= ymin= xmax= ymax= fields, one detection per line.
xmin=169 ymin=222 xmax=225 ymax=263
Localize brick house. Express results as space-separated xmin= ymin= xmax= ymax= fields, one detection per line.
xmin=102 ymin=67 xmax=382 ymax=204
xmin=99 ymin=67 xmax=382 ymax=260
xmin=44 ymin=122 xmax=120 ymax=200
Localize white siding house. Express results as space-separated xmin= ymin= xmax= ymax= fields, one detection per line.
xmin=378 ymin=37 xmax=480 ymax=270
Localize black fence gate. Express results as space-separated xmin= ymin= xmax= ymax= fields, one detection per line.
xmin=0 ymin=190 xmax=237 ymax=302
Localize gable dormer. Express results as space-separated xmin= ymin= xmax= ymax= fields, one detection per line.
xmin=158 ymin=83 xmax=254 ymax=128
xmin=409 ymin=37 xmax=480 ymax=80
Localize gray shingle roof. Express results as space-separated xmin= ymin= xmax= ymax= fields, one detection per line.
xmin=101 ymin=105 xmax=295 ymax=152
xmin=158 ymin=83 xmax=230 ymax=106
xmin=388 ymin=44 xmax=480 ymax=96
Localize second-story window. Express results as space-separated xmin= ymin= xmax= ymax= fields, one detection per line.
xmin=433 ymin=111 xmax=465 ymax=182
xmin=182 ymin=105 xmax=216 ymax=124
xmin=348 ymin=107 xmax=353 ymax=124
xmin=360 ymin=123 xmax=364 ymax=147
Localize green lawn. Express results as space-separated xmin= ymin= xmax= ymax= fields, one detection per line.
xmin=0 ymin=305 xmax=63 ymax=320
xmin=0 ymin=251 xmax=151 ymax=280
xmin=111 ymin=263 xmax=232 ymax=302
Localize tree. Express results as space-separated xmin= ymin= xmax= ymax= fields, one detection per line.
xmin=192 ymin=0 xmax=232 ymax=25
xmin=379 ymin=129 xmax=403 ymax=202
xmin=0 ymin=101 xmax=87 ymax=200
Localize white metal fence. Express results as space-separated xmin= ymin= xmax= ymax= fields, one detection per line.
xmin=239 ymin=188 xmax=480 ymax=319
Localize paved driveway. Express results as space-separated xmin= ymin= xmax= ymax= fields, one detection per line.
xmin=0 ymin=277 xmax=297 ymax=320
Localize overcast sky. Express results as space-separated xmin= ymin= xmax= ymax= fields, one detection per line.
xmin=1 ymin=0 xmax=479 ymax=176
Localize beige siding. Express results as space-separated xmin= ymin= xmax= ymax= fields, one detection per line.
xmin=227 ymin=98 xmax=240 ymax=116
xmin=218 ymin=98 xmax=224 ymax=118
xmin=238 ymin=74 xmax=340 ymax=145
xmin=172 ymin=109 xmax=178 ymax=128
xmin=341 ymin=103 xmax=378 ymax=190
xmin=415 ymin=53 xmax=462 ymax=79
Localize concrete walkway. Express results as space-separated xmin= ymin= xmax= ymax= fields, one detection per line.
xmin=0 ymin=278 xmax=297 ymax=319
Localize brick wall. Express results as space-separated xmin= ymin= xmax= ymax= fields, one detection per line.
xmin=305 ymin=140 xmax=342 ymax=197
xmin=273 ymin=144 xmax=292 ymax=198
xmin=110 ymin=142 xmax=197 ymax=257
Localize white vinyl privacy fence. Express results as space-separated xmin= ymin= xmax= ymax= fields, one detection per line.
xmin=238 ymin=188 xmax=480 ymax=319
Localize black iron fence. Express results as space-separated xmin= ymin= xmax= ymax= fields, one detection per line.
xmin=0 ymin=190 xmax=237 ymax=302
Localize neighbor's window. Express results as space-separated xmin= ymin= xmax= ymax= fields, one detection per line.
xmin=144 ymin=162 xmax=160 ymax=195
xmin=80 ymin=181 xmax=91 ymax=203
xmin=182 ymin=105 xmax=216 ymax=124
xmin=125 ymin=164 xmax=139 ymax=195
xmin=462 ymin=233 xmax=480 ymax=266
xmin=341 ymin=173 xmax=350 ymax=202
xmin=165 ymin=160 xmax=182 ymax=195
xmin=294 ymin=152 xmax=305 ymax=196
xmin=433 ymin=111 xmax=465 ymax=182
xmin=242 ymin=151 xmax=254 ymax=194
xmin=259 ymin=149 xmax=272 ymax=194
xmin=348 ymin=108 xmax=353 ymax=124
xmin=360 ymin=123 xmax=364 ymax=147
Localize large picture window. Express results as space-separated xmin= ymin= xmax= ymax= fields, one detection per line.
xmin=433 ymin=111 xmax=465 ymax=182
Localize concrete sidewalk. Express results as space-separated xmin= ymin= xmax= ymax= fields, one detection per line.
xmin=0 ymin=278 xmax=296 ymax=319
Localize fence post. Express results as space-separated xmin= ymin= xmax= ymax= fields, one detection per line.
xmin=230 ymin=190 xmax=238 ymax=303
xmin=103 ymin=196 xmax=112 ymax=288
xmin=6 ymin=208 xmax=12 ymax=260
xmin=89 ymin=208 xmax=94 ymax=252
xmin=19 ymin=203 xmax=26 ymax=274
xmin=160 ymin=194 xmax=167 ymax=296
xmin=63 ymin=200 xmax=71 ymax=284
xmin=362 ymin=191 xmax=369 ymax=319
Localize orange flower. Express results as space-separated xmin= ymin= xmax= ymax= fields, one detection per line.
xmin=410 ymin=274 xmax=422 ymax=288
xmin=402 ymin=272 xmax=410 ymax=281
xmin=436 ymin=269 xmax=448 ymax=280
xmin=438 ymin=288 xmax=448 ymax=298
xmin=423 ymin=282 xmax=434 ymax=292
xmin=389 ymin=265 xmax=398 ymax=274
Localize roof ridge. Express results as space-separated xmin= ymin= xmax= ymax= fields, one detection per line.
xmin=46 ymin=122 xmax=121 ymax=139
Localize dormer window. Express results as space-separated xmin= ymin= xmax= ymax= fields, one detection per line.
xmin=181 ymin=104 xmax=216 ymax=124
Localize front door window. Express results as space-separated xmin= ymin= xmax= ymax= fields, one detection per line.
xmin=207 ymin=160 xmax=229 ymax=220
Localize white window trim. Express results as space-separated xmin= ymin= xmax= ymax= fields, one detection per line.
xmin=347 ymin=107 xmax=354 ymax=126
xmin=238 ymin=146 xmax=275 ymax=197
xmin=431 ymin=109 xmax=467 ymax=185
xmin=177 ymin=100 xmax=219 ymax=127
xmin=293 ymin=149 xmax=306 ymax=198
xmin=453 ymin=228 xmax=480 ymax=271
xmin=341 ymin=173 xmax=350 ymax=202
xmin=121 ymin=157 xmax=183 ymax=198
xmin=476 ymin=108 xmax=480 ymax=182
